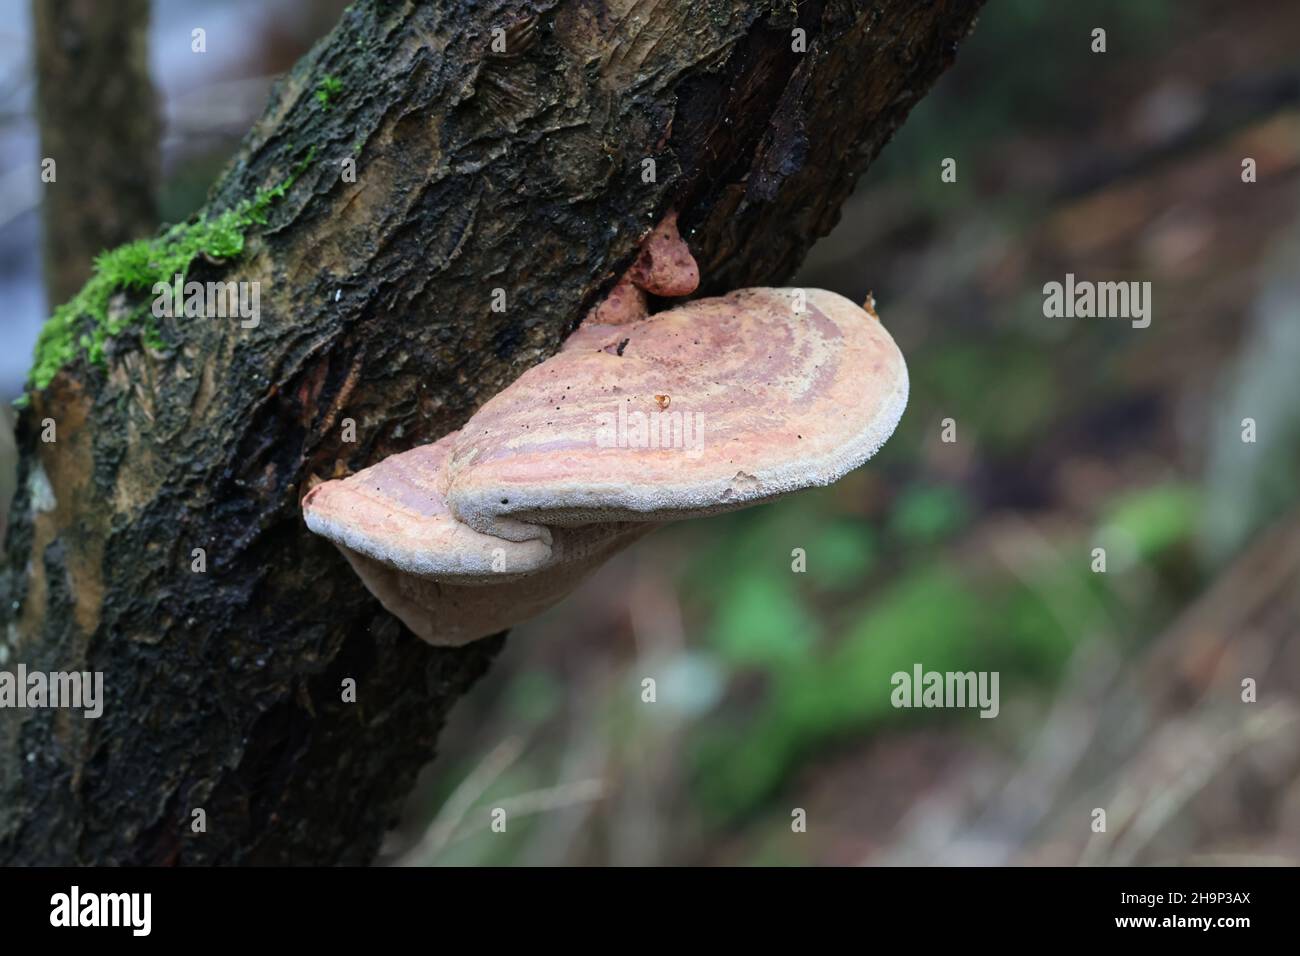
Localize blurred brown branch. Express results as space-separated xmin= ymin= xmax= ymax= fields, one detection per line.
xmin=32 ymin=0 xmax=159 ymax=303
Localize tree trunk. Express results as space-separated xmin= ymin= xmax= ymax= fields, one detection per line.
xmin=32 ymin=0 xmax=159 ymax=304
xmin=0 ymin=0 xmax=984 ymax=865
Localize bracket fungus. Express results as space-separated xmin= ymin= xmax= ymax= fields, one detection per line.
xmin=304 ymin=217 xmax=908 ymax=645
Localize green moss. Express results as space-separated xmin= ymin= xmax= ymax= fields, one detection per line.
xmin=315 ymin=75 xmax=343 ymax=109
xmin=25 ymin=148 xmax=316 ymax=396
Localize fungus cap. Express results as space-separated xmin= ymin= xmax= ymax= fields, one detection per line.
xmin=447 ymin=287 xmax=908 ymax=539
xmin=303 ymin=286 xmax=908 ymax=644
xmin=302 ymin=434 xmax=553 ymax=580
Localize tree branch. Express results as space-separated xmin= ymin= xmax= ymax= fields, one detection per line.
xmin=1 ymin=0 xmax=984 ymax=865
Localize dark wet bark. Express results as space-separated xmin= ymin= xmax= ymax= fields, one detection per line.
xmin=1 ymin=0 xmax=984 ymax=865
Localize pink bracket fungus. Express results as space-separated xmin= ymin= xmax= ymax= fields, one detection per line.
xmin=584 ymin=211 xmax=699 ymax=325
xmin=303 ymin=214 xmax=908 ymax=645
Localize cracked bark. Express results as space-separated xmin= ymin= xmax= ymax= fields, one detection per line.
xmin=0 ymin=0 xmax=984 ymax=865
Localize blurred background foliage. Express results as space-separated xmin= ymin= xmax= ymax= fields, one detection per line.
xmin=3 ymin=0 xmax=1299 ymax=865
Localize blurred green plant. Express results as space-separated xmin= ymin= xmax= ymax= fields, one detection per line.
xmin=888 ymin=484 xmax=971 ymax=546
xmin=679 ymin=479 xmax=1200 ymax=820
xmin=1100 ymin=483 xmax=1201 ymax=560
